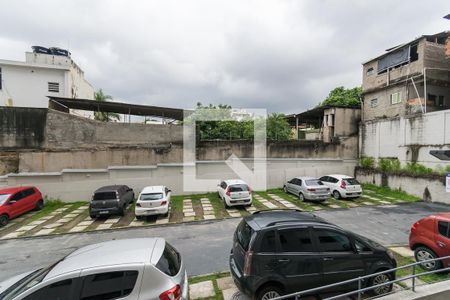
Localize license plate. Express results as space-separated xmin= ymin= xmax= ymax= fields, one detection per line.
xmin=99 ymin=210 xmax=109 ymax=214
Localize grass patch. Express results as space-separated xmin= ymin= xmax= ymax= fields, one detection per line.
xmin=169 ymin=195 xmax=184 ymax=222
xmin=393 ymin=253 xmax=449 ymax=284
xmin=266 ymin=189 xmax=316 ymax=211
xmin=362 ymin=184 xmax=421 ymax=202
xmin=207 ymin=193 xmax=228 ymax=218
xmin=188 ymin=271 xmax=231 ymax=300
xmin=27 ymin=199 xmax=67 ymax=222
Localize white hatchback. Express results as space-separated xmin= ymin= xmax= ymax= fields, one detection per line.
xmin=319 ymin=174 xmax=363 ymax=199
xmin=135 ymin=186 xmax=171 ymax=218
xmin=217 ymin=179 xmax=252 ymax=208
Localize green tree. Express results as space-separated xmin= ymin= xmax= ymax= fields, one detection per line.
xmin=266 ymin=113 xmax=291 ymax=140
xmin=94 ymin=89 xmax=120 ymax=122
xmin=320 ymin=86 xmax=362 ymax=107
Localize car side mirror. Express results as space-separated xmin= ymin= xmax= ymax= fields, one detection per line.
xmin=8 ymin=200 xmax=17 ymax=205
xmin=167 ymin=190 xmax=172 ymax=193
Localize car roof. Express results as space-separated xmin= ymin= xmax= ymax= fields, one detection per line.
xmin=245 ymin=210 xmax=329 ymax=230
xmin=326 ymin=174 xmax=353 ymax=179
xmin=94 ymin=185 xmax=126 ymax=193
xmin=0 ymin=186 xmax=34 ymax=194
xmin=431 ymin=213 xmax=450 ymax=221
xmin=294 ymin=176 xmax=317 ymax=180
xmin=45 ymin=238 xmax=163 ymax=280
xmin=223 ymin=179 xmax=247 ymax=185
xmin=140 ymin=186 xmax=165 ymax=193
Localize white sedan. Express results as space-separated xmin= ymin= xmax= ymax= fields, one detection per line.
xmin=319 ymin=174 xmax=363 ymax=199
xmin=217 ymin=179 xmax=252 ymax=208
xmin=135 ymin=185 xmax=171 ymax=218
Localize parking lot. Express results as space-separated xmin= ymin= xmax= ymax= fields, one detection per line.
xmin=0 ymin=184 xmax=420 ymax=240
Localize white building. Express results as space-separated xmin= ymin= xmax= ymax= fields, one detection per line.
xmin=0 ymin=48 xmax=94 ymax=116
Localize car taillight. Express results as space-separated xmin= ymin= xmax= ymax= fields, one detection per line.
xmin=243 ymin=251 xmax=253 ymax=276
xmin=136 ymin=203 xmax=141 ymax=207
xmin=159 ymin=284 xmax=181 ymax=300
xmin=411 ymin=222 xmax=419 ymax=233
xmin=307 ymin=188 xmax=316 ymax=192
xmin=340 ymin=180 xmax=346 ymax=189
xmin=161 ymin=200 xmax=167 ymax=205
xmin=226 ymin=187 xmax=231 ymax=196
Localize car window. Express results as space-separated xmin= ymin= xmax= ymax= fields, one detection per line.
xmin=305 ymin=180 xmax=324 ymax=186
xmin=156 ymin=243 xmax=181 ymax=277
xmin=140 ymin=193 xmax=164 ymax=201
xmin=343 ymin=178 xmax=360 ymax=185
xmin=229 ymin=184 xmax=249 ymax=192
xmin=278 ymin=228 xmax=314 ymax=252
xmin=294 ymin=179 xmax=302 ymax=186
xmin=10 ymin=192 xmax=25 ymax=201
xmin=80 ymin=271 xmax=138 ymax=300
xmin=21 ymin=189 xmax=35 ymax=198
xmin=332 ymin=177 xmax=339 ymax=183
xmin=236 ymin=220 xmax=253 ymax=251
xmin=22 ymin=279 xmax=73 ymax=300
xmin=438 ymin=221 xmax=450 ymax=238
xmin=315 ymin=229 xmax=352 ymax=252
xmin=319 ymin=176 xmax=328 ymax=182
xmin=354 ymin=239 xmax=372 ymax=252
xmin=220 ymin=182 xmax=227 ymax=189
xmin=93 ymin=192 xmax=117 ymax=201
xmin=0 ymin=194 xmax=11 ymax=206
xmin=259 ymin=231 xmax=276 ymax=252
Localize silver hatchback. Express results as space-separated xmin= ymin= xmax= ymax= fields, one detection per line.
xmin=0 ymin=238 xmax=188 ymax=300
xmin=283 ymin=176 xmax=330 ymax=201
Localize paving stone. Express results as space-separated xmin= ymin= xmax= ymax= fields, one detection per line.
xmin=260 ymin=202 xmax=278 ymax=209
xmin=390 ymin=246 xmax=414 ymax=257
xmin=77 ymin=220 xmax=94 ymax=226
xmin=311 ymin=206 xmax=322 ymax=210
xmin=96 ymin=223 xmax=113 ymax=230
xmin=156 ymin=218 xmax=169 ymax=224
xmin=329 ymin=204 xmax=341 ymax=209
xmin=203 ymin=215 xmax=216 ymax=220
xmin=200 ymin=198 xmax=209 ymax=201
xmin=1 ymin=232 xmax=23 ymax=239
xmin=184 ymin=212 xmax=195 ymax=217
xmin=347 ymin=203 xmax=359 ymax=208
xmin=129 ymin=221 xmax=145 ymax=227
xmin=104 ymin=218 xmax=120 ymax=224
xmin=69 ymin=225 xmax=88 ymax=233
xmin=183 ymin=217 xmax=195 ymax=222
xmin=16 ymin=225 xmax=37 ymax=232
xmin=379 ymin=200 xmax=391 ymax=204
xmin=183 ymin=199 xmax=192 ymax=203
xmin=39 ymin=216 xmax=54 ymax=220
xmin=183 ymin=208 xmax=194 ymax=213
xmin=65 ymin=213 xmax=80 ymax=218
xmin=203 ymin=206 xmax=214 ymax=211
xmin=34 ymin=228 xmax=55 ymax=236
xmin=189 ymin=281 xmax=215 ymax=299
xmin=58 ymin=218 xmax=74 ymax=223
xmin=362 ymin=202 xmax=373 ymax=206
xmin=29 ymin=219 xmax=47 ymax=226
xmin=217 ymin=276 xmax=235 ymax=290
xmin=43 ymin=223 xmax=62 ymax=229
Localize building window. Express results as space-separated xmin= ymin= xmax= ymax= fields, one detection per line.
xmin=48 ymin=82 xmax=59 ymax=93
xmin=390 ymin=92 xmax=401 ymax=105
xmin=370 ymin=98 xmax=378 ymax=108
xmin=366 ymin=67 xmax=374 ymax=76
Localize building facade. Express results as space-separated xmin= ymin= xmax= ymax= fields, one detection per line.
xmin=362 ymin=31 xmax=449 ymax=121
xmin=0 ymin=48 xmax=94 ymax=115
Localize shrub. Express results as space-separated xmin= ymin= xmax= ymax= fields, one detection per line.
xmin=404 ymin=162 xmax=433 ymax=176
xmin=378 ymin=158 xmax=401 ymax=173
xmin=360 ymin=157 xmax=375 ymax=169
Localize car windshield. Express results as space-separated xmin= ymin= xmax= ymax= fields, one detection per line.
xmin=305 ymin=180 xmax=323 ymax=186
xmin=0 ymin=260 xmax=61 ymax=300
xmin=140 ymin=193 xmax=164 ymax=201
xmin=229 ymin=184 xmax=249 ymax=192
xmin=93 ymin=192 xmax=117 ymax=200
xmin=0 ymin=194 xmax=11 ymax=206
xmin=344 ymin=178 xmax=360 ymax=185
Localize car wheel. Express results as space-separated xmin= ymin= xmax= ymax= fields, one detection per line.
xmin=135 ymin=215 xmax=143 ymax=220
xmin=257 ymin=285 xmax=283 ymax=300
xmin=35 ymin=199 xmax=44 ymax=211
xmin=89 ymin=213 xmax=96 ymax=219
xmin=283 ymin=185 xmax=287 ymax=193
xmin=0 ymin=215 xmax=9 ymax=227
xmin=298 ymin=193 xmax=305 ymax=201
xmin=415 ymin=246 xmax=441 ymax=271
xmin=333 ymin=190 xmax=341 ymax=199
xmin=369 ymin=272 xmax=393 ymax=296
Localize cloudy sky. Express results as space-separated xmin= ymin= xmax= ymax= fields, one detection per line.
xmin=0 ymin=0 xmax=448 ymax=113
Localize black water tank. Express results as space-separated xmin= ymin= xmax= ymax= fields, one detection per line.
xmin=31 ymin=46 xmax=51 ymax=54
xmin=49 ymin=47 xmax=71 ymax=57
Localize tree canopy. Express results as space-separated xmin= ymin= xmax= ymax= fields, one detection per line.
xmin=93 ymin=89 xmax=120 ymax=122
xmin=320 ymin=86 xmax=362 ymax=107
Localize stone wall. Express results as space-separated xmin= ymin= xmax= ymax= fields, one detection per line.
xmin=355 ymin=168 xmax=449 ymax=204
xmin=0 ymin=158 xmax=358 ymax=202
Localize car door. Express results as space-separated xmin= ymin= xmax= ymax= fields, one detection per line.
xmin=22 ymin=188 xmax=36 ymax=211
xmin=218 ymin=181 xmax=226 ymax=197
xmin=274 ymin=226 xmax=323 ymax=293
xmin=312 ymin=227 xmax=365 ymax=291
xmin=8 ymin=191 xmax=26 ymax=217
xmin=285 ymin=179 xmax=294 ymax=194
xmin=436 ymin=220 xmax=450 ymax=257
xmin=295 ymin=179 xmax=304 ymax=196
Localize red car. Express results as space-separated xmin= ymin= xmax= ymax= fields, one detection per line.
xmin=0 ymin=186 xmax=44 ymax=227
xmin=409 ymin=213 xmax=450 ymax=271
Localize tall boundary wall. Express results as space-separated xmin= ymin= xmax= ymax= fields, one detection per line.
xmin=0 ymin=158 xmax=357 ymax=202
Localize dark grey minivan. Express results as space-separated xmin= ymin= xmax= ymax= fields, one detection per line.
xmin=89 ymin=185 xmax=134 ymax=218
xmin=230 ymin=210 xmax=397 ymax=300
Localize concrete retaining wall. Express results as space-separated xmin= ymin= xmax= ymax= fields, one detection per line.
xmin=355 ymin=169 xmax=449 ymax=204
xmin=0 ymin=159 xmax=357 ymax=202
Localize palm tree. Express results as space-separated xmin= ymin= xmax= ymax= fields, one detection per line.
xmin=94 ymin=89 xmax=120 ymax=122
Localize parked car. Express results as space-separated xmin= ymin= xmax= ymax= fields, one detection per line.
xmin=409 ymin=213 xmax=450 ymax=271
xmin=319 ymin=175 xmax=363 ymax=199
xmin=0 ymin=238 xmax=188 ymax=300
xmin=283 ymin=177 xmax=330 ymax=201
xmin=135 ymin=186 xmax=171 ymax=219
xmin=0 ymin=186 xmax=44 ymax=227
xmin=217 ymin=179 xmax=252 ymax=208
xmin=89 ymin=185 xmax=134 ymax=218
xmin=229 ymin=210 xmax=396 ymax=300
